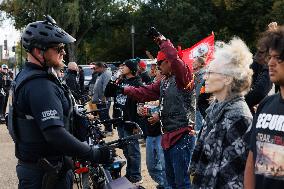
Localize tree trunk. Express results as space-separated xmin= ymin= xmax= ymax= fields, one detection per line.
xmin=66 ymin=43 xmax=77 ymax=62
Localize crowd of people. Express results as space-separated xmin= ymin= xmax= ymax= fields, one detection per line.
xmin=4 ymin=15 xmax=284 ymax=189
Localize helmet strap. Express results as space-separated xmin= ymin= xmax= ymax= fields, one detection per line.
xmin=30 ymin=50 xmax=47 ymax=68
xmin=40 ymin=50 xmax=47 ymax=67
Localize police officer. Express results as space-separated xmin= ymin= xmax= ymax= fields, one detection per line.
xmin=1 ymin=64 xmax=12 ymax=122
xmin=7 ymin=16 xmax=113 ymax=189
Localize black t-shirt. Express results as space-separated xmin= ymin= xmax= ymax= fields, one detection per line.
xmin=250 ymin=93 xmax=284 ymax=189
xmin=16 ymin=62 xmax=70 ymax=160
xmin=115 ymin=76 xmax=142 ymax=131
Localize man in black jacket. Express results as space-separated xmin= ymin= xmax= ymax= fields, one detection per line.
xmin=245 ymin=43 xmax=272 ymax=114
xmin=65 ymin=61 xmax=81 ymax=100
xmin=78 ymin=66 xmax=85 ymax=93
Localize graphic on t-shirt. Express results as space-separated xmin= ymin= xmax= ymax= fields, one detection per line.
xmin=255 ymin=140 xmax=284 ymax=180
xmin=116 ymin=94 xmax=127 ymax=106
xmin=116 ymin=83 xmax=129 ymax=106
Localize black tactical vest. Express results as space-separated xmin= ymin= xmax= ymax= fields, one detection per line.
xmin=7 ymin=66 xmax=73 ymax=161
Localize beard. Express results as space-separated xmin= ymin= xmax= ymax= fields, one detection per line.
xmin=45 ymin=56 xmax=64 ymax=68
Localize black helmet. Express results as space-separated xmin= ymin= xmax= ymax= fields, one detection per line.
xmin=22 ymin=15 xmax=76 ymax=52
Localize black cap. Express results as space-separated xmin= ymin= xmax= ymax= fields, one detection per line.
xmin=123 ymin=59 xmax=138 ymax=75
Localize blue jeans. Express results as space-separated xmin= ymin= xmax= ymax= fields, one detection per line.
xmin=96 ymin=103 xmax=112 ymax=132
xmin=16 ymin=164 xmax=73 ymax=189
xmin=146 ymin=135 xmax=170 ymax=189
xmin=117 ymin=124 xmax=124 ymax=139
xmin=163 ymin=134 xmax=195 ymax=189
xmin=119 ymin=127 xmax=142 ymax=181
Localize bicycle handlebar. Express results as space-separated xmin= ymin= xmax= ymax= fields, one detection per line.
xmin=96 ymin=117 xmax=123 ymax=125
xmin=81 ymin=108 xmax=108 ymax=115
xmin=104 ymin=121 xmax=143 ymax=148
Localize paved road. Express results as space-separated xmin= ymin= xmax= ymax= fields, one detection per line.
xmin=0 ymin=125 xmax=17 ymax=189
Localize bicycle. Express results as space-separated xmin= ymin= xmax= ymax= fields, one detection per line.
xmin=73 ymin=108 xmax=144 ymax=189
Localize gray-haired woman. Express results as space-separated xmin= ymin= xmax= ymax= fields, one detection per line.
xmin=189 ymin=38 xmax=253 ymax=188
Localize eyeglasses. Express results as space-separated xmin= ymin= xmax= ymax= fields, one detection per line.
xmin=50 ymin=45 xmax=65 ymax=54
xmin=204 ymin=70 xmax=228 ymax=78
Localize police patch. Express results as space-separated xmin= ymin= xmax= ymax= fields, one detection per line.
xmin=41 ymin=109 xmax=60 ymax=121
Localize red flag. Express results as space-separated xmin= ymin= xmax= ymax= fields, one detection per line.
xmin=181 ymin=33 xmax=215 ymax=70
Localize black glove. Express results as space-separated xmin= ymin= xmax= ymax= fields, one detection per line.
xmin=91 ymin=146 xmax=115 ymax=164
xmin=104 ymin=81 xmax=123 ymax=97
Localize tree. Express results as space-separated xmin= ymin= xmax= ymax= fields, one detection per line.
xmin=0 ymin=11 xmax=5 ymax=25
xmin=0 ymin=0 xmax=114 ymax=62
xmin=133 ymin=0 xmax=217 ymax=55
xmin=212 ymin=0 xmax=274 ymax=49
xmin=270 ymin=0 xmax=284 ymax=25
xmin=1 ymin=0 xmax=282 ymax=62
xmin=77 ymin=0 xmax=141 ymax=62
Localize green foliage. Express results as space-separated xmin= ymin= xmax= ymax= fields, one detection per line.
xmin=14 ymin=41 xmax=26 ymax=69
xmin=270 ymin=0 xmax=284 ymax=25
xmin=0 ymin=0 xmax=115 ymax=61
xmin=1 ymin=0 xmax=284 ymax=62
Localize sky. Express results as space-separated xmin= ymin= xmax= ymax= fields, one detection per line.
xmin=0 ymin=12 xmax=20 ymax=59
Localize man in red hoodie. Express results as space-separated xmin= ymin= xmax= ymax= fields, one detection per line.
xmin=105 ymin=30 xmax=195 ymax=189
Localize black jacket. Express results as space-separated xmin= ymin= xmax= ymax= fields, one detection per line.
xmin=65 ymin=70 xmax=80 ymax=99
xmin=245 ymin=61 xmax=272 ymax=113
xmin=78 ymin=70 xmax=84 ymax=91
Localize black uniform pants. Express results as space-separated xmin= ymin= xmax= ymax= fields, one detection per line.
xmin=16 ymin=163 xmax=73 ymax=189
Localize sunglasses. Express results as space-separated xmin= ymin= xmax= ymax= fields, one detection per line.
xmin=157 ymin=59 xmax=167 ymax=66
xmin=50 ymin=45 xmax=65 ymax=54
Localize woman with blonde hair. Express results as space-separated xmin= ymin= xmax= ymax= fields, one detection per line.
xmin=189 ymin=37 xmax=253 ymax=188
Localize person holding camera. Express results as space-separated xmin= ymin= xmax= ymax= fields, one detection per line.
xmin=6 ymin=16 xmax=114 ymax=189
xmin=105 ymin=28 xmax=195 ymax=188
